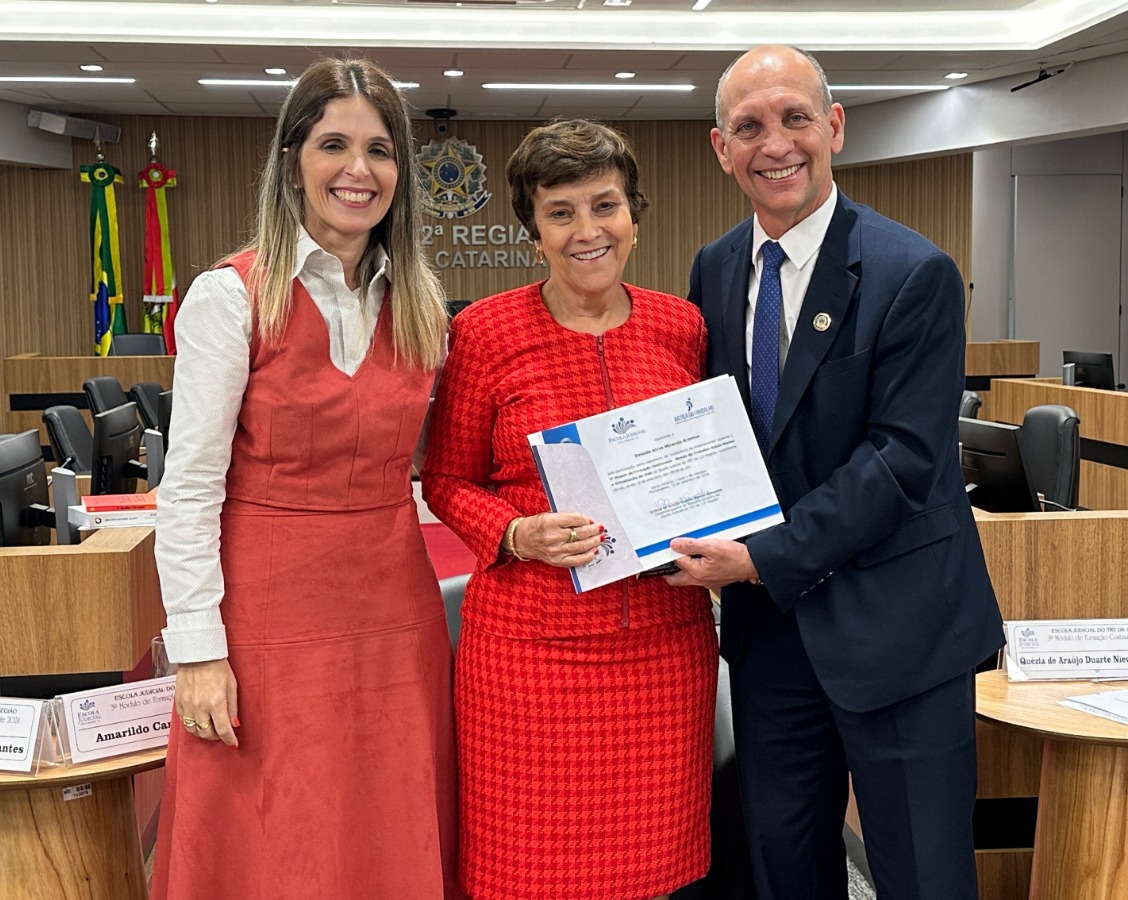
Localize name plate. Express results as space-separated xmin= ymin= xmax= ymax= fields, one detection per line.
xmin=0 ymin=699 xmax=45 ymax=774
xmin=59 ymin=677 xmax=176 ymax=764
xmin=1005 ymin=619 xmax=1128 ymax=681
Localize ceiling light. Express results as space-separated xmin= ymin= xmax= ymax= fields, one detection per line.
xmin=945 ymin=72 xmax=968 ymax=80
xmin=199 ymin=78 xmax=417 ymax=89
xmin=483 ymin=82 xmax=693 ymax=92
xmin=691 ymin=0 xmax=712 ymax=9
xmin=602 ymin=0 xmax=631 ymax=5
xmin=79 ymin=64 xmax=104 ymax=73
xmin=615 ymin=72 xmax=635 ymax=79
xmin=444 ymin=69 xmax=464 ymax=77
xmin=829 ymin=84 xmax=950 ymax=92
xmin=0 ymin=76 xmax=135 ymax=84
xmin=264 ymin=67 xmax=287 ymax=76
xmin=204 ymin=0 xmax=219 ymax=4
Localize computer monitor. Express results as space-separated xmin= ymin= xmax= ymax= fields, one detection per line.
xmin=0 ymin=430 xmax=53 ymax=546
xmin=958 ymin=417 xmax=1041 ymax=513
xmin=91 ymin=402 xmax=145 ymax=495
xmin=1063 ymin=350 xmax=1117 ymax=390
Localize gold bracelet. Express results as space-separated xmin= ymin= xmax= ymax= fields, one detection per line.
xmin=502 ymin=517 xmax=527 ymax=561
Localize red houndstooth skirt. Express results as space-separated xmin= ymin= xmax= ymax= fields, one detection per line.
xmin=455 ymin=617 xmax=718 ymax=900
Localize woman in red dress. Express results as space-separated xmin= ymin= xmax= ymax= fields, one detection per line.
xmin=151 ymin=59 xmax=461 ymax=898
xmin=422 ymin=119 xmax=717 ymax=900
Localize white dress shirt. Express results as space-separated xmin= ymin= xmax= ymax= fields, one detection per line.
xmin=156 ymin=228 xmax=388 ymax=663
xmin=745 ymin=184 xmax=838 ymax=377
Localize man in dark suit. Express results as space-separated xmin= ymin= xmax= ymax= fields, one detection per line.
xmin=668 ymin=45 xmax=1004 ymax=899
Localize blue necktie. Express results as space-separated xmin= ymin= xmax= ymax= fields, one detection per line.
xmin=750 ymin=241 xmax=786 ymax=456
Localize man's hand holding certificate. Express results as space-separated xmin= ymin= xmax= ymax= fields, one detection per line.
xmin=528 ymin=375 xmax=782 ymax=592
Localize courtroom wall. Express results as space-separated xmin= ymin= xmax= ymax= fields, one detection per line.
xmin=0 ymin=113 xmax=970 ymax=403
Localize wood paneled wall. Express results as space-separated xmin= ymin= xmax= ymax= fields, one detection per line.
xmin=0 ymin=113 xmax=970 ymax=410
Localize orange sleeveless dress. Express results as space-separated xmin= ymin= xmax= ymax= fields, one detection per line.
xmin=151 ymin=256 xmax=461 ymax=899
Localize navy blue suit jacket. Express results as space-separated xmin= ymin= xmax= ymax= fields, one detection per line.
xmin=689 ymin=192 xmax=1004 ymax=713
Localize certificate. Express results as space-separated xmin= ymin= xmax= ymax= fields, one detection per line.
xmin=529 ymin=375 xmax=783 ymax=592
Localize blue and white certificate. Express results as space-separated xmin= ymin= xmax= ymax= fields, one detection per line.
xmin=529 ymin=375 xmax=783 ymax=592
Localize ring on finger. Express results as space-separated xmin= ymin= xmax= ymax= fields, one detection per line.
xmin=567 ymin=527 xmax=579 ymax=543
xmin=181 ymin=716 xmax=198 ymax=729
xmin=196 ymin=719 xmax=212 ymax=731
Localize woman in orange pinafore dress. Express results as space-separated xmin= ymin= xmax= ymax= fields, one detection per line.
xmin=150 ymin=59 xmax=461 ymax=899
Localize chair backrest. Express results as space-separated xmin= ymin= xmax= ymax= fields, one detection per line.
xmin=42 ymin=405 xmax=93 ymax=473
xmin=1019 ymin=404 xmax=1081 ymax=510
xmin=108 ymin=333 xmax=166 ymax=356
xmin=438 ymin=573 xmax=470 ymax=648
xmin=959 ymin=390 xmax=983 ymax=419
xmin=83 ymin=376 xmax=131 ymax=417
xmin=129 ymin=382 xmax=165 ymax=430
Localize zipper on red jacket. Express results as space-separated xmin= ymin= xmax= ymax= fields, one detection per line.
xmin=596 ymin=334 xmax=630 ymax=630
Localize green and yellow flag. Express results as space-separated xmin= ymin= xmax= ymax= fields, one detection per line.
xmin=80 ymin=162 xmax=127 ymax=355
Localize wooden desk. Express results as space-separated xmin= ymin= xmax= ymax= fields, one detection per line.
xmin=965 ymin=340 xmax=1040 ymax=402
xmin=0 ymin=527 xmax=161 ymax=676
xmin=0 ymin=748 xmax=165 ymax=899
xmin=987 ymin=378 xmax=1128 ymax=509
xmin=2 ymin=352 xmax=175 ymax=445
xmin=976 ymin=670 xmax=1128 ymax=900
xmin=973 ymin=509 xmax=1128 ymax=899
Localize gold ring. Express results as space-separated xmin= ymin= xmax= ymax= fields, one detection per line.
xmin=567 ymin=527 xmax=579 ymax=543
xmin=196 ymin=719 xmax=212 ymax=731
xmin=181 ymin=717 xmax=198 ymax=729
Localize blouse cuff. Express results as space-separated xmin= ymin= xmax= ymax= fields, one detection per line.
xmin=161 ymin=609 xmax=229 ymax=664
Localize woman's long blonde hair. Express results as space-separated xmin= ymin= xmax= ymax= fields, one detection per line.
xmin=240 ymin=57 xmax=447 ymax=369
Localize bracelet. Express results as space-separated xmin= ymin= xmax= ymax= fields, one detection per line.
xmin=502 ymin=517 xmax=527 ymax=561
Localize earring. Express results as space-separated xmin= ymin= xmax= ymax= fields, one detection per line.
xmin=534 ymin=244 xmax=544 ymax=265
xmin=632 ymin=234 xmax=638 ymax=250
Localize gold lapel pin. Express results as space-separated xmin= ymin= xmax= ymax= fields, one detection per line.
xmin=812 ymin=312 xmax=832 ymax=332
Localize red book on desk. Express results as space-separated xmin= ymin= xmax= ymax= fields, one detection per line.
xmin=82 ymin=493 xmax=158 ymax=512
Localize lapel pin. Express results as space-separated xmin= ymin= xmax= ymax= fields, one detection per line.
xmin=812 ymin=312 xmax=832 ymax=332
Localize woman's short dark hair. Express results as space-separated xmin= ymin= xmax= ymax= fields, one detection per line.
xmin=506 ymin=118 xmax=650 ymax=239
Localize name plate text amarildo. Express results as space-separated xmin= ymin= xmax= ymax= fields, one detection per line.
xmin=60 ymin=677 xmax=176 ymax=764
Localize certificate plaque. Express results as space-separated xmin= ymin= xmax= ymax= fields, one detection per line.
xmin=529 ymin=375 xmax=783 ymax=592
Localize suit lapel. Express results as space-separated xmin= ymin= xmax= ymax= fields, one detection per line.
xmin=720 ymin=222 xmax=755 ymax=411
xmin=771 ymin=196 xmax=861 ymax=449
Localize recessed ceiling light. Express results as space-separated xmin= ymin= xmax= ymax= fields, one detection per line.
xmin=79 ymin=64 xmax=104 ymax=73
xmin=945 ymin=72 xmax=969 ymax=80
xmin=615 ymin=72 xmax=635 ymax=79
xmin=690 ymin=0 xmax=712 ymax=9
xmin=483 ymin=82 xmax=693 ymax=92
xmin=829 ymin=84 xmax=950 ymax=92
xmin=603 ymin=0 xmax=631 ymax=6
xmin=199 ymin=77 xmax=417 ymax=89
xmin=204 ymin=0 xmax=219 ymax=4
xmin=0 ymin=75 xmax=135 ymax=84
xmin=264 ymin=67 xmax=287 ymax=76
xmin=444 ymin=69 xmax=464 ymax=78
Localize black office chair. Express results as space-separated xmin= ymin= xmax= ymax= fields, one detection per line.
xmin=959 ymin=390 xmax=983 ymax=419
xmin=83 ymin=376 xmax=132 ymax=417
xmin=108 ymin=333 xmax=166 ymax=356
xmin=1019 ymin=404 xmax=1081 ymax=511
xmin=130 ymin=382 xmax=165 ymax=430
xmin=42 ymin=405 xmax=93 ymax=473
xmin=438 ymin=573 xmax=470 ymax=648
